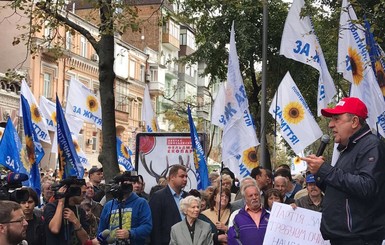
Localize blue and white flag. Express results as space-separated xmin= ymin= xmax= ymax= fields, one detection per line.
xmin=65 ymin=78 xmax=102 ymax=129
xmin=0 ymin=118 xmax=24 ymax=172
xmin=21 ymin=94 xmax=44 ymax=196
xmin=57 ymin=95 xmax=84 ymax=179
xmin=365 ymin=19 xmax=385 ymax=99
xmin=269 ymin=72 xmax=322 ymax=154
xmin=280 ymin=0 xmax=336 ymax=116
xmin=187 ymin=106 xmax=209 ymax=190
xmin=116 ymin=137 xmax=134 ymax=171
xmin=211 ymin=23 xmax=259 ymax=178
xmin=338 ymin=0 xmax=385 ymax=137
xmin=20 ymin=79 xmax=51 ymax=143
xmin=39 ymin=96 xmax=57 ymax=132
xmin=142 ymin=84 xmax=158 ymax=132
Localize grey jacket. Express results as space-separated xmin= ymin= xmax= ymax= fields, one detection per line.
xmin=169 ymin=219 xmax=213 ymax=245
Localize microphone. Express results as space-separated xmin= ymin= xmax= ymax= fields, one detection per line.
xmin=316 ymin=135 xmax=330 ymax=157
xmin=2 ymin=172 xmax=29 ymax=183
xmin=106 ymin=236 xmax=116 ymax=244
xmin=97 ymin=229 xmax=111 ymax=244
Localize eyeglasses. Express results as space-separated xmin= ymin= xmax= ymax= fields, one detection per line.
xmin=1 ymin=217 xmax=26 ymax=225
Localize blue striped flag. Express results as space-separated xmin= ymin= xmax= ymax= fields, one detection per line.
xmin=187 ymin=105 xmax=209 ymax=190
xmin=56 ymin=95 xmax=84 ymax=179
xmin=21 ymin=94 xmax=44 ymax=196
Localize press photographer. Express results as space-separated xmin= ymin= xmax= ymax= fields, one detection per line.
xmin=43 ymin=177 xmax=89 ymax=245
xmin=98 ymin=171 xmax=152 ymax=245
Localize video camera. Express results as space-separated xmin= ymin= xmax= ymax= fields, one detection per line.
xmin=108 ymin=171 xmax=139 ymax=201
xmin=0 ymin=172 xmax=29 ymax=202
xmin=53 ymin=176 xmax=86 ymax=200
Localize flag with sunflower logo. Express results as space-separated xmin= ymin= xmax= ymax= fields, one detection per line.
xmin=116 ymin=137 xmax=134 ymax=171
xmin=20 ymin=79 xmax=51 ymax=144
xmin=364 ymin=19 xmax=385 ymax=100
xmin=211 ymin=23 xmax=259 ymax=178
xmin=142 ymin=84 xmax=159 ymax=132
xmin=21 ymin=94 xmax=44 ymax=196
xmin=65 ymin=78 xmax=102 ymax=129
xmin=338 ymin=0 xmax=385 ymax=137
xmin=39 ymin=96 xmax=57 ymax=132
xmin=0 ymin=127 xmax=4 ymax=141
xmin=280 ymin=0 xmax=336 ymax=116
xmin=269 ymin=72 xmax=322 ymax=154
xmin=187 ymin=106 xmax=209 ymax=190
xmin=56 ymin=95 xmax=84 ymax=179
xmin=0 ymin=118 xmax=24 ymax=172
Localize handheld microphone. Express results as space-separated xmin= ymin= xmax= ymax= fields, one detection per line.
xmin=3 ymin=172 xmax=29 ymax=183
xmin=316 ymin=135 xmax=330 ymax=157
xmin=97 ymin=229 xmax=111 ymax=244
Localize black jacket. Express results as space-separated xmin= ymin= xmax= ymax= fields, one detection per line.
xmin=316 ymin=124 xmax=385 ymax=241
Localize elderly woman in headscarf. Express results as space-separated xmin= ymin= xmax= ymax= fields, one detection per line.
xmin=170 ymin=195 xmax=212 ymax=245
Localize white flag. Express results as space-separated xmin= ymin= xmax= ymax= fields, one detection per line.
xmin=337 ymin=0 xmax=385 ymax=137
xmin=40 ymin=96 xmax=57 ymax=132
xmin=280 ymin=0 xmax=336 ymax=116
xmin=20 ymin=79 xmax=51 ymax=143
xmin=211 ymin=23 xmax=259 ymax=178
xmin=269 ymin=72 xmax=322 ymax=154
xmin=65 ymin=78 xmax=102 ymax=129
xmin=142 ymin=84 xmax=158 ymax=132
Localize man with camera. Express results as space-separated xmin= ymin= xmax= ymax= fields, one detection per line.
xmin=98 ymin=171 xmax=152 ymax=245
xmin=0 ymin=200 xmax=28 ymax=245
xmin=44 ymin=177 xmax=90 ymax=245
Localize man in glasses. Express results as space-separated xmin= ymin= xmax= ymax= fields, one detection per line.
xmin=0 ymin=200 xmax=28 ymax=245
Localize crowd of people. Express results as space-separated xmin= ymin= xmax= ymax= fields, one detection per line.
xmin=0 ymin=97 xmax=384 ymax=245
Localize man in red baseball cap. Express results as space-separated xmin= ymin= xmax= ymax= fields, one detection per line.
xmin=302 ymin=97 xmax=385 ymax=245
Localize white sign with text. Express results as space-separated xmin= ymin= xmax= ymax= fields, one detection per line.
xmin=263 ymin=202 xmax=330 ymax=245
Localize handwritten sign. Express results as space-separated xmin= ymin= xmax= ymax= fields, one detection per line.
xmin=263 ymin=202 xmax=330 ymax=245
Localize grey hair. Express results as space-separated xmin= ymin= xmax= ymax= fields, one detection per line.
xmin=274 ymin=175 xmax=288 ymax=186
xmin=180 ymin=195 xmax=201 ymax=214
xmin=240 ymin=177 xmax=257 ymax=196
xmin=241 ymin=183 xmax=260 ymax=198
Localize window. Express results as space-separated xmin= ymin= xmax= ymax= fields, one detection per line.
xmin=140 ymin=64 xmax=145 ymax=82
xmin=92 ymin=136 xmax=97 ymax=151
xmin=129 ymin=60 xmax=136 ymax=79
xmin=150 ymin=68 xmax=158 ymax=82
xmin=163 ymin=20 xmax=179 ymax=39
xmin=44 ymin=21 xmax=52 ymax=39
xmin=80 ymin=36 xmax=87 ymax=57
xmin=65 ymin=31 xmax=72 ymax=50
xmin=64 ymin=78 xmax=70 ymax=101
xmin=43 ymin=73 xmax=53 ymax=99
xmin=138 ymin=102 xmax=142 ymax=120
xmin=115 ymin=80 xmax=130 ymax=113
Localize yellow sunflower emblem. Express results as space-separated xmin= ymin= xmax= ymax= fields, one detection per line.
xmin=375 ymin=61 xmax=385 ymax=96
xmin=51 ymin=112 xmax=57 ymax=126
xmin=151 ymin=118 xmax=158 ymax=131
xmin=25 ymin=136 xmax=35 ymax=166
xmin=0 ymin=130 xmax=3 ymax=139
xmin=242 ymin=147 xmax=259 ymax=169
xmin=193 ymin=151 xmax=200 ymax=169
xmin=73 ymin=139 xmax=80 ymax=152
xmin=348 ymin=47 xmax=364 ymax=85
xmin=293 ymin=156 xmax=301 ymax=165
xmin=121 ymin=144 xmax=130 ymax=159
xmin=283 ymin=102 xmax=305 ymax=124
xmin=20 ymin=149 xmax=31 ymax=171
xmin=30 ymin=104 xmax=42 ymax=123
xmin=86 ymin=95 xmax=99 ymax=112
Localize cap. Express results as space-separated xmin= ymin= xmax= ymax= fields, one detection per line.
xmin=321 ymin=97 xmax=368 ymax=119
xmin=306 ymin=174 xmax=316 ymax=183
xmin=89 ymin=166 xmax=103 ymax=176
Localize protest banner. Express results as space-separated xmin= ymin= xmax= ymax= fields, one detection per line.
xmin=263 ymin=202 xmax=330 ymax=245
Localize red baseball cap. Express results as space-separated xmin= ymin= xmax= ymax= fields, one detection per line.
xmin=321 ymin=97 xmax=368 ymax=119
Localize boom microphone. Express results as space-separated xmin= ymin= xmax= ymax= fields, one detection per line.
xmin=316 ymin=135 xmax=330 ymax=157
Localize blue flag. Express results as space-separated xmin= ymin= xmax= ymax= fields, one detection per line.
xmin=365 ymin=19 xmax=385 ymax=99
xmin=116 ymin=137 xmax=134 ymax=171
xmin=187 ymin=105 xmax=209 ymax=190
xmin=21 ymin=94 xmax=44 ymax=196
xmin=0 ymin=118 xmax=24 ymax=172
xmin=56 ymin=95 xmax=84 ymax=179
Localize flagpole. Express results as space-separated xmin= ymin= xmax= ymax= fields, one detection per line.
xmin=260 ymin=0 xmax=269 ymax=169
